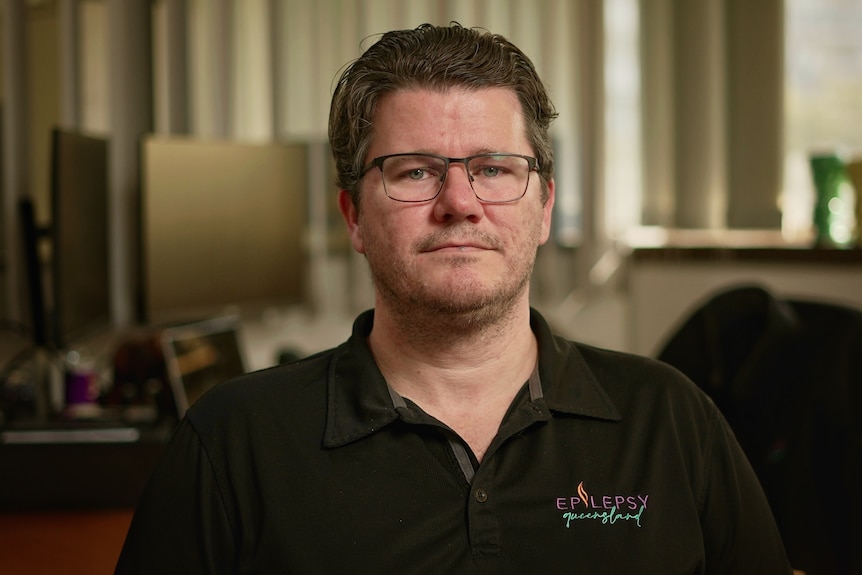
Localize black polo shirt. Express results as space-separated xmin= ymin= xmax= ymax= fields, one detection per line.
xmin=116 ymin=310 xmax=792 ymax=574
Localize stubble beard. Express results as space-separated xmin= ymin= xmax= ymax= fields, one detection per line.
xmin=363 ymin=222 xmax=542 ymax=344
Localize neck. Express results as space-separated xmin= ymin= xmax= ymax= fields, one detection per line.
xmin=369 ymin=293 xmax=535 ymax=383
xmin=368 ymin=297 xmax=537 ymax=460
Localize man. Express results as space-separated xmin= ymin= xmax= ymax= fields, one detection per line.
xmin=116 ymin=23 xmax=792 ymax=574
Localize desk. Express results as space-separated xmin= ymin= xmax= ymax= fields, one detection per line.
xmin=0 ymin=425 xmax=171 ymax=510
xmin=0 ymin=509 xmax=133 ymax=575
xmin=0 ymin=429 xmax=168 ymax=573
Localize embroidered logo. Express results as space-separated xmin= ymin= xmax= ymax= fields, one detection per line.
xmin=556 ymin=481 xmax=648 ymax=528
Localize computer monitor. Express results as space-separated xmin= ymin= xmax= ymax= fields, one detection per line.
xmin=49 ymin=128 xmax=111 ymax=349
xmin=17 ymin=197 xmax=48 ymax=348
xmin=140 ymin=137 xmax=308 ymax=324
xmin=159 ymin=315 xmax=246 ymax=417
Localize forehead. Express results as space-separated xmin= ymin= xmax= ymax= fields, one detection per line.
xmin=369 ymin=87 xmax=528 ymax=155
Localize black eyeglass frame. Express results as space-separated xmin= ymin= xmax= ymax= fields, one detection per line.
xmin=360 ymin=152 xmax=540 ymax=203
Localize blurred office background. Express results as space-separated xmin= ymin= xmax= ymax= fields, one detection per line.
xmin=1 ymin=0 xmax=861 ymax=368
xmin=1 ymin=3 xmax=862 ymax=572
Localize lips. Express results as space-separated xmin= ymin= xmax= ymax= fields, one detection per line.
xmin=424 ymin=241 xmax=490 ymax=252
xmin=416 ymin=230 xmax=498 ymax=253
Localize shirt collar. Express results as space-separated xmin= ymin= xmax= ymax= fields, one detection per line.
xmin=529 ymin=308 xmax=621 ymax=421
xmin=323 ymin=308 xmax=621 ymax=448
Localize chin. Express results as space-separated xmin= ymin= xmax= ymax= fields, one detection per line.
xmin=420 ymin=281 xmax=526 ymax=319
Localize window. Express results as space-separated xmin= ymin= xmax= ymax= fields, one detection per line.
xmin=604 ymin=0 xmax=642 ymax=238
xmin=783 ymin=0 xmax=862 ymax=241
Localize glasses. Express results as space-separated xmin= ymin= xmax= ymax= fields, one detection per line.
xmin=361 ymin=153 xmax=539 ymax=203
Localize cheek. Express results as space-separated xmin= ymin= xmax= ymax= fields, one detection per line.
xmin=357 ymin=215 xmax=400 ymax=255
xmin=352 ymin=201 xmax=404 ymax=256
xmin=495 ymin=207 xmax=544 ymax=246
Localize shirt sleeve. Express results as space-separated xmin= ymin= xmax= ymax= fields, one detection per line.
xmin=698 ymin=406 xmax=794 ymax=575
xmin=114 ymin=419 xmax=236 ymax=575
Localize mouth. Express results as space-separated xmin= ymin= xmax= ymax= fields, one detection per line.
xmin=422 ymin=241 xmax=492 ymax=253
xmin=417 ymin=230 xmax=498 ymax=254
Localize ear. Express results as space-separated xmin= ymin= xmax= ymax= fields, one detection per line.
xmin=539 ymin=179 xmax=555 ymax=245
xmin=338 ymin=189 xmax=366 ymax=254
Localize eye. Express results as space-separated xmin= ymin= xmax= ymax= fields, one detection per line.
xmin=385 ymin=155 xmax=444 ymax=183
xmin=480 ymin=166 xmax=502 ymax=178
xmin=407 ymin=168 xmax=429 ymax=180
xmin=472 ymin=158 xmax=511 ymax=179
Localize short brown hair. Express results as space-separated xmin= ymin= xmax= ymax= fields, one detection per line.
xmin=328 ymin=23 xmax=558 ymax=207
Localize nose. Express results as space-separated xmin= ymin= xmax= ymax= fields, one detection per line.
xmin=432 ymin=162 xmax=484 ymax=223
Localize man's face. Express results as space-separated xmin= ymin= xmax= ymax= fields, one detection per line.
xmin=338 ymin=87 xmax=555 ymax=321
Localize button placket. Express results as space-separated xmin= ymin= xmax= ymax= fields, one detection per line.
xmin=466 ymin=463 xmax=501 ymax=556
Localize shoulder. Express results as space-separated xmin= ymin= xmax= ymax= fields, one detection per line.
xmin=578 ymin=342 xmax=702 ymax=397
xmin=535 ymin=308 xmax=711 ymax=414
xmin=184 ymin=346 xmax=338 ymax=441
xmin=557 ymin=340 xmax=747 ymax=495
xmin=563 ymin=337 xmax=723 ymax=432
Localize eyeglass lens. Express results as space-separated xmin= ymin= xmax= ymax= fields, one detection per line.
xmin=380 ymin=154 xmax=531 ymax=202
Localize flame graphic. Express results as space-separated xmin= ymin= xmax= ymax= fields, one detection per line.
xmin=577 ymin=481 xmax=590 ymax=508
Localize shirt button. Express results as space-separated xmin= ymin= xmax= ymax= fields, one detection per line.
xmin=474 ymin=488 xmax=488 ymax=503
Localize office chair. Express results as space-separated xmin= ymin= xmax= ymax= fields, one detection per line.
xmin=657 ymin=284 xmax=862 ymax=575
